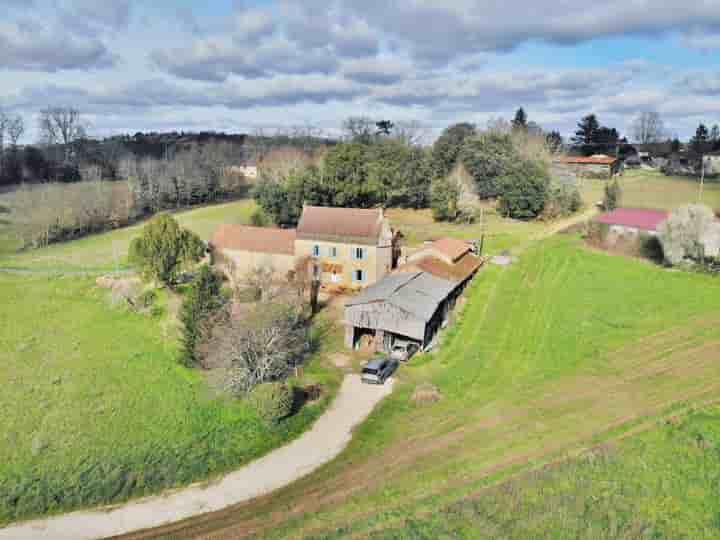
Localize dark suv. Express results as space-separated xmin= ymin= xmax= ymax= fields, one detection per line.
xmin=361 ymin=357 xmax=398 ymax=385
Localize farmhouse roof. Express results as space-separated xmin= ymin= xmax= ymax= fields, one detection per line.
xmin=297 ymin=205 xmax=384 ymax=244
xmin=211 ymin=224 xmax=296 ymax=255
xmin=397 ymin=253 xmax=482 ymax=284
xmin=556 ymin=155 xmax=618 ymax=165
xmin=595 ymin=208 xmax=669 ymax=232
xmin=429 ymin=237 xmax=472 ymax=262
xmin=346 ymin=272 xmax=456 ymax=322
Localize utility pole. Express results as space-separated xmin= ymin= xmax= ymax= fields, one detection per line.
xmin=699 ymin=155 xmax=706 ymax=204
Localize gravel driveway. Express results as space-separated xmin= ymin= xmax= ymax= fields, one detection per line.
xmin=0 ymin=374 xmax=393 ymax=540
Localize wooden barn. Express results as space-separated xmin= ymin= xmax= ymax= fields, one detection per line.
xmin=344 ymin=272 xmax=459 ymax=352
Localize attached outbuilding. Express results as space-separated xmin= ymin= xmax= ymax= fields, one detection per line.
xmin=344 ymin=271 xmax=459 ymax=353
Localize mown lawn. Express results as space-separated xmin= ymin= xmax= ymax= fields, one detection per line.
xmin=0 ymin=199 xmax=257 ymax=271
xmin=187 ymin=236 xmax=720 ymax=539
xmin=0 ymin=273 xmax=341 ymax=525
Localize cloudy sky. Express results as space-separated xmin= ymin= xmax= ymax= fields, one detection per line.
xmin=2 ymin=0 xmax=720 ymax=143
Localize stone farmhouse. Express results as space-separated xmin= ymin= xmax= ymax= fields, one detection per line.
xmin=211 ymin=206 xmax=395 ymax=288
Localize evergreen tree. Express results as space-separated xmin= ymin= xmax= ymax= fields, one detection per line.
xmin=572 ymin=114 xmax=600 ymax=146
xmin=128 ymin=213 xmax=205 ymax=286
xmin=512 ymin=107 xmax=528 ymax=131
xmin=546 ymin=131 xmax=564 ymax=153
xmin=179 ymin=265 xmax=223 ymax=366
xmin=691 ymin=123 xmax=710 ymax=153
xmin=710 ymin=124 xmax=720 ymax=146
xmin=375 ymin=120 xmax=394 ymax=136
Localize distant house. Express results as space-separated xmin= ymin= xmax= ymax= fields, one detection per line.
xmin=594 ymin=208 xmax=669 ymax=236
xmin=227 ymin=164 xmax=258 ymax=179
xmin=554 ymin=154 xmax=621 ymax=179
xmin=211 ymin=206 xmax=394 ymax=288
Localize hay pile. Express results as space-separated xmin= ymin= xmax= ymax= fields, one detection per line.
xmin=411 ymin=383 xmax=442 ymax=406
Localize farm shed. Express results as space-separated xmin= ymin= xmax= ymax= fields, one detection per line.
xmin=344 ymin=272 xmax=458 ymax=352
xmin=554 ymin=155 xmax=621 ymax=179
xmin=594 ymin=208 xmax=669 ymax=236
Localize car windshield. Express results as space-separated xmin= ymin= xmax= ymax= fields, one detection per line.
xmin=362 ymin=367 xmax=378 ymax=374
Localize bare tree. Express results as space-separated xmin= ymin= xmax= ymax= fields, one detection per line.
xmin=38 ymin=107 xmax=87 ymax=164
xmin=220 ymin=303 xmax=309 ymax=395
xmin=632 ymin=112 xmax=665 ymax=145
xmin=0 ymin=109 xmax=9 ymax=173
xmin=393 ymin=120 xmax=430 ymax=146
xmin=6 ymin=115 xmax=24 ymax=147
xmin=342 ymin=116 xmax=375 ymax=143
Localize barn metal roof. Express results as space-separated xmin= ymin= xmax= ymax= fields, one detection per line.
xmin=346 ymin=271 xmax=456 ymax=322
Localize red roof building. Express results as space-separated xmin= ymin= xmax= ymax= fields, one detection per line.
xmin=594 ymin=208 xmax=669 ymax=232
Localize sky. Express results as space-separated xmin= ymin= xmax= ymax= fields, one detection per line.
xmin=2 ymin=0 xmax=720 ymax=143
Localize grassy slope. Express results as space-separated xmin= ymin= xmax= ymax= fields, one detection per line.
xmin=173 ymin=236 xmax=720 ymax=539
xmin=0 ymin=199 xmax=257 ymax=271
xmin=359 ymin=404 xmax=720 ymax=539
xmin=0 ymin=261 xmax=341 ymax=526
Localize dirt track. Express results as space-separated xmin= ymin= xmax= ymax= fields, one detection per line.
xmin=0 ymin=375 xmax=393 ymax=540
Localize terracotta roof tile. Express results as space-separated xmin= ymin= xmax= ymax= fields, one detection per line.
xmin=211 ymin=224 xmax=296 ymax=255
xmin=594 ymin=208 xmax=669 ymax=231
xmin=397 ymin=253 xmax=482 ymax=283
xmin=430 ymin=237 xmax=472 ymax=262
xmin=297 ymin=206 xmax=383 ymax=244
xmin=555 ymin=155 xmax=618 ymax=165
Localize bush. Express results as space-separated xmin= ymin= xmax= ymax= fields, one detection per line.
xmin=543 ymin=183 xmax=583 ymax=219
xmin=497 ymin=159 xmax=550 ymax=220
xmin=129 ymin=213 xmax=205 ymax=286
xmin=603 ymin=179 xmax=622 ymax=211
xmin=250 ymin=208 xmax=270 ymax=226
xmin=249 ymin=382 xmax=294 ymax=425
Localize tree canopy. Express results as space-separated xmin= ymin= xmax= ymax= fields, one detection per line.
xmin=129 ymin=214 xmax=205 ymax=285
xmin=431 ymin=122 xmax=476 ymax=179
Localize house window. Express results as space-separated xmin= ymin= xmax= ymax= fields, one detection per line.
xmin=353 ymin=269 xmax=365 ymax=283
xmin=329 ymin=246 xmax=338 ymax=258
xmin=312 ymin=245 xmax=320 ymax=257
xmin=331 ymin=271 xmax=340 ymax=283
xmin=313 ymin=264 xmax=320 ymax=278
xmin=353 ymin=247 xmax=365 ymax=260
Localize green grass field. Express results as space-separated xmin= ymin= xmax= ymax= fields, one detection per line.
xmin=174 ymin=235 xmax=720 ymax=539
xmin=2 ymin=171 xmax=720 ymax=533
xmin=0 ymin=199 xmax=257 ymax=271
xmin=582 ymin=169 xmax=720 ymax=211
xmin=342 ymin=404 xmax=720 ymax=539
xmin=0 ymin=260 xmax=341 ymax=526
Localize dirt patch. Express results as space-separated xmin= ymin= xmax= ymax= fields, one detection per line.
xmin=411 ymin=383 xmax=443 ymax=406
xmin=330 ymin=353 xmax=351 ymax=370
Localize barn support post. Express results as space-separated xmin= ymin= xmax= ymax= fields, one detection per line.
xmin=344 ymin=325 xmax=355 ymax=350
xmin=375 ymin=330 xmax=385 ymax=353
